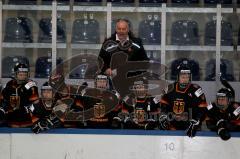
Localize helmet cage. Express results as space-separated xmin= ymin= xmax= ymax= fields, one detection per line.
xmin=95 ymin=75 xmax=109 ymax=89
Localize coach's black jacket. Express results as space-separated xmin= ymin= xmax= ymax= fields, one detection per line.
xmin=98 ymin=32 xmax=149 ymax=74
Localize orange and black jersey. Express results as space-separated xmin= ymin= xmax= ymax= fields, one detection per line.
xmin=1 ymin=79 xmax=39 ymax=127
xmin=122 ymin=94 xmax=161 ymax=127
xmin=53 ymin=85 xmax=86 ymax=127
xmin=160 ymin=82 xmax=207 ymax=129
xmin=161 ymin=82 xmax=207 ymax=109
xmin=83 ymin=89 xmax=120 ymax=129
xmin=206 ymin=102 xmax=240 ymax=130
xmin=123 ymin=94 xmax=161 ymax=113
xmin=2 ymin=79 xmax=39 ymax=110
xmin=31 ymin=99 xmax=57 ymax=118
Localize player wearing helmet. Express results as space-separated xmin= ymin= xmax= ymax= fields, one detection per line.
xmin=111 ymin=80 xmax=161 ymax=130
xmin=84 ymin=74 xmax=121 ymax=129
xmin=26 ymin=82 xmax=56 ymax=118
xmin=206 ymin=77 xmax=240 ymax=140
xmin=159 ymin=60 xmax=207 ymax=137
xmin=0 ymin=63 xmax=39 ymax=127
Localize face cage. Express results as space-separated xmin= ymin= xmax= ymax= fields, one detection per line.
xmin=132 ymin=84 xmax=148 ymax=98
xmin=95 ymin=78 xmax=109 ymax=89
xmin=216 ymin=93 xmax=229 ymax=110
xmin=15 ymin=71 xmax=30 ymax=83
xmin=177 ymin=72 xmax=192 ymax=87
xmin=41 ymin=89 xmax=54 ymax=103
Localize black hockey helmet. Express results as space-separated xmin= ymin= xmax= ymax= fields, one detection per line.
xmin=216 ymin=87 xmax=233 ymax=109
xmin=41 ymin=81 xmax=54 ymax=108
xmin=95 ymin=74 xmax=109 ymax=89
xmin=176 ymin=60 xmax=192 ymax=87
xmin=14 ymin=63 xmax=29 ymax=84
xmin=41 ymin=81 xmax=52 ymax=91
xmin=130 ymin=80 xmax=148 ymax=98
xmin=14 ymin=62 xmax=29 ymax=73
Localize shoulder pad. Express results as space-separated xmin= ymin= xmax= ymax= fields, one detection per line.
xmin=194 ymin=87 xmax=204 ymax=98
xmin=233 ymin=106 xmax=240 ymax=116
xmin=207 ymin=103 xmax=214 ymax=110
xmin=25 ymin=81 xmax=37 ymax=90
xmin=153 ymin=95 xmax=161 ymax=104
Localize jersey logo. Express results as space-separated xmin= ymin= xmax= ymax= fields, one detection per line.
xmin=25 ymin=81 xmax=37 ymax=90
xmin=135 ymin=109 xmax=145 ymax=123
xmin=94 ymin=103 xmax=105 ymax=118
xmin=10 ymin=96 xmax=20 ymax=110
xmin=194 ymin=88 xmax=203 ymax=97
xmin=173 ymin=100 xmax=185 ymax=114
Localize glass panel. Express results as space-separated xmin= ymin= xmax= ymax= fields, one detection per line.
xmin=65 ymin=4 xmax=107 ymax=80
xmin=2 ymin=8 xmax=52 ymax=80
xmin=220 ymin=13 xmax=238 ymax=82
xmin=165 ymin=10 xmax=217 ymax=81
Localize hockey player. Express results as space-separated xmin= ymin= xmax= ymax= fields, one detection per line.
xmin=85 ymin=74 xmax=121 ymax=129
xmin=25 ymin=82 xmax=57 ymax=118
xmin=32 ymin=74 xmax=119 ymax=133
xmin=0 ymin=63 xmax=39 ymax=127
xmin=159 ymin=60 xmax=207 ymax=137
xmin=31 ymin=74 xmax=86 ymax=133
xmin=112 ymin=80 xmax=161 ymax=130
xmin=206 ymin=77 xmax=240 ymax=140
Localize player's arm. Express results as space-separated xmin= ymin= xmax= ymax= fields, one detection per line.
xmin=0 ymin=84 xmax=11 ymax=120
xmin=186 ymin=85 xmax=207 ymax=137
xmin=25 ymin=81 xmax=39 ymax=103
xmin=0 ymin=95 xmax=6 ymax=121
xmin=31 ymin=113 xmax=62 ymax=134
xmin=23 ymin=81 xmax=40 ymax=114
xmin=159 ymin=94 xmax=171 ymax=130
xmin=192 ymin=85 xmax=208 ymax=122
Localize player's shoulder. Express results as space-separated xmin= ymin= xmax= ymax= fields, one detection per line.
xmin=189 ymin=83 xmax=204 ymax=97
xmin=190 ymin=83 xmax=201 ymax=89
xmin=25 ymin=80 xmax=37 ymax=90
xmin=6 ymin=79 xmax=15 ymax=86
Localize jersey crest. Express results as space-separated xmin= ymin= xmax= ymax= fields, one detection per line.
xmin=173 ymin=100 xmax=185 ymax=115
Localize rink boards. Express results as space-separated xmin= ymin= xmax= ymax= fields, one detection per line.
xmin=0 ymin=128 xmax=240 ymax=159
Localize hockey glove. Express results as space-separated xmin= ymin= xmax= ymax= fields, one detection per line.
xmin=112 ymin=117 xmax=122 ymax=129
xmin=216 ymin=119 xmax=231 ymax=140
xmin=32 ymin=114 xmax=61 ymax=134
xmin=23 ymin=104 xmax=35 ymax=114
xmin=145 ymin=119 xmax=157 ymax=130
xmin=186 ymin=119 xmax=200 ymax=138
xmin=159 ymin=114 xmax=169 ymax=130
xmin=218 ymin=128 xmax=231 ymax=141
